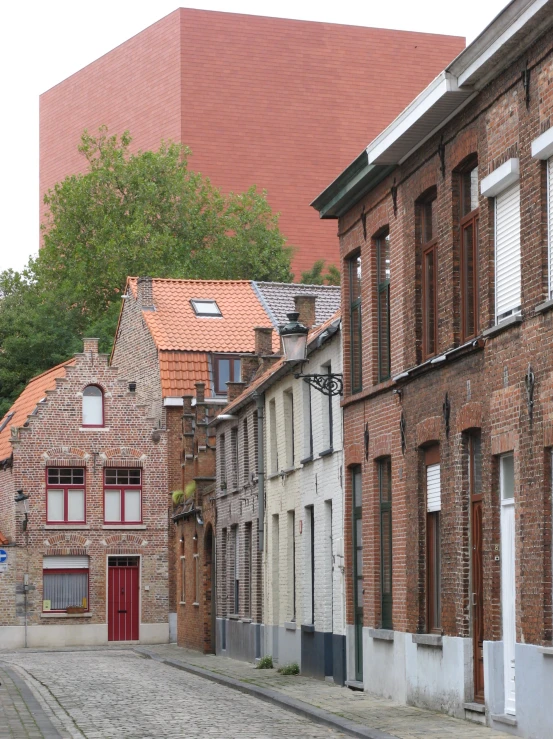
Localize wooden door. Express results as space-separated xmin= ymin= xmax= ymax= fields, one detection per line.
xmin=469 ymin=435 xmax=484 ymax=702
xmin=108 ymin=558 xmax=139 ymax=641
xmin=352 ymin=468 xmax=363 ymax=682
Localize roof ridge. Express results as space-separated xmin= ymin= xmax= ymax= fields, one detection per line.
xmin=127 ymin=276 xmax=253 ymax=285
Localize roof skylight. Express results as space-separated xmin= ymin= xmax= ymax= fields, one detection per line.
xmin=190 ymin=299 xmax=222 ymax=317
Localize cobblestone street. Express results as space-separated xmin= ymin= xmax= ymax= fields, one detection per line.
xmin=0 ymin=649 xmax=345 ymax=738
xmin=0 ymin=647 xmax=514 ymax=739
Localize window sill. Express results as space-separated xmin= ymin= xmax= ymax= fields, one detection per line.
xmin=267 ymin=472 xmax=280 ymax=480
xmin=318 ymin=448 xmax=334 ymax=458
xmin=284 ymin=621 xmax=297 ymax=631
xmin=300 ymin=455 xmax=313 ymax=466
xmin=79 ymin=427 xmax=110 ymax=432
xmin=535 ymin=298 xmax=553 ymax=315
xmin=412 ymin=633 xmax=443 ymax=648
xmin=491 ymin=714 xmax=517 ymax=727
xmin=228 ymin=613 xmax=240 ymax=620
xmin=192 ymin=602 xmax=199 ymax=607
xmin=41 ymin=613 xmax=92 ymax=619
xmin=482 ymin=315 xmax=522 ymax=338
xmin=280 ymin=467 xmax=296 ymax=476
xmin=368 ymin=628 xmax=394 ymax=641
xmin=43 ymin=524 xmax=90 ymax=530
xmin=538 ymin=647 xmax=553 ymax=656
xmin=301 ymin=623 xmax=315 ymax=633
xmin=102 ymin=524 xmax=147 ymax=530
xmin=179 ymin=602 xmax=186 ymax=606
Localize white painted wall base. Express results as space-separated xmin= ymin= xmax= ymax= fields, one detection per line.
xmin=360 ymin=629 xmax=471 ymax=718
xmin=0 ymin=622 xmax=169 ymax=649
xmin=168 ymin=612 xmax=177 ymax=643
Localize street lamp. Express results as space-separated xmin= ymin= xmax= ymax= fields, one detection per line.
xmin=14 ymin=490 xmax=30 ymax=532
xmin=279 ymin=313 xmax=343 ymax=397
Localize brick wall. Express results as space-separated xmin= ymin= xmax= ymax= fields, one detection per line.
xmin=338 ymin=28 xmax=553 ymax=650
xmin=39 ymin=8 xmax=464 ymax=276
xmin=0 ymin=343 xmax=168 ymax=634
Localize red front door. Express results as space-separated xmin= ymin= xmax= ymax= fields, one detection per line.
xmin=108 ymin=558 xmax=139 ymax=641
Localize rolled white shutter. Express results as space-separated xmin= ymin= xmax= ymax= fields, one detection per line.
xmin=547 ymin=157 xmax=553 ymax=298
xmin=495 ymin=183 xmax=521 ymax=321
xmin=43 ymin=556 xmax=89 ymax=569
xmin=426 ymin=464 xmax=441 ymax=513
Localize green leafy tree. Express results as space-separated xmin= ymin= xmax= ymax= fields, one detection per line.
xmin=300 ymin=259 xmax=340 ymax=286
xmin=0 ymin=128 xmax=294 ymax=415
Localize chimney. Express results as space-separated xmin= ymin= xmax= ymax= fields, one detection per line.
xmin=137 ymin=276 xmax=155 ymax=311
xmin=195 ymin=382 xmax=205 ymax=404
xmin=227 ymin=381 xmax=246 ymax=403
xmin=294 ymin=294 xmax=317 ymax=329
xmin=254 ymin=327 xmax=274 ymax=356
xmin=83 ymin=338 xmax=99 ymax=355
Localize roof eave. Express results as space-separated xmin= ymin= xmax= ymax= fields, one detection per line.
xmin=311 ymin=151 xmax=394 ymax=218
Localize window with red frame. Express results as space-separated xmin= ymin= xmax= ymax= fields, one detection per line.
xmin=46 ymin=468 xmax=86 ymax=524
xmin=82 ymin=385 xmax=104 ymax=427
xmin=43 ymin=555 xmax=89 ymax=613
xmin=104 ymin=468 xmax=142 ymax=524
xmin=460 ymin=161 xmax=479 ymax=340
xmin=418 ymin=191 xmax=438 ymax=359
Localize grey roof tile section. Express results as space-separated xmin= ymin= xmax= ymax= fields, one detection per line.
xmin=252 ymin=281 xmax=340 ymax=329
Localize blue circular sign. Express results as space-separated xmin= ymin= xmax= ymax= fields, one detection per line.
xmin=0 ymin=549 xmax=7 ymax=564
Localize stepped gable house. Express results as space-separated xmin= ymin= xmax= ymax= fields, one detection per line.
xmin=111 ymin=276 xmax=340 ymax=644
xmin=0 ymin=339 xmax=168 ymax=649
xmin=313 ymin=0 xmax=553 ymax=735
xmin=39 ymin=8 xmax=464 ymax=275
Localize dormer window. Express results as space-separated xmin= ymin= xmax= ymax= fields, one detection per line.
xmin=214 ymin=356 xmax=241 ymax=395
xmin=82 ymin=385 xmax=104 ymax=427
xmin=191 ymin=299 xmax=222 ymax=317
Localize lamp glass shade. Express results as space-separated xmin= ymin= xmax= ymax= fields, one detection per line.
xmin=14 ymin=492 xmax=30 ymax=514
xmin=282 ymin=332 xmax=308 ymax=362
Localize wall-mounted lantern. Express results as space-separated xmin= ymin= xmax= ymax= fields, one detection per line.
xmin=14 ymin=490 xmax=30 ymax=531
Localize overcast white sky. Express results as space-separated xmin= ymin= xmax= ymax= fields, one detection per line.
xmin=0 ymin=0 xmax=509 ymax=273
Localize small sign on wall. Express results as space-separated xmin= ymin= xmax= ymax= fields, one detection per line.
xmin=0 ymin=548 xmax=7 ymax=574
xmin=43 ymin=600 xmax=51 ymax=611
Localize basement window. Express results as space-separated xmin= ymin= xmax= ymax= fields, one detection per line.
xmin=191 ymin=299 xmax=222 ymax=317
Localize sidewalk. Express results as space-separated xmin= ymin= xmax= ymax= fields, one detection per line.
xmin=137 ymin=644 xmax=512 ymax=739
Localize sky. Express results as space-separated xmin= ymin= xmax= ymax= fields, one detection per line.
xmin=0 ymin=0 xmax=509 ymax=273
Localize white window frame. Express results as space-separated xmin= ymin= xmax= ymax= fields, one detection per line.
xmin=180 ymin=555 xmax=186 ymax=604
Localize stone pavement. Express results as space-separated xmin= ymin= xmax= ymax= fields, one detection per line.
xmin=139 ymin=644 xmax=513 ymax=739
xmin=0 ymin=649 xmax=345 ymax=738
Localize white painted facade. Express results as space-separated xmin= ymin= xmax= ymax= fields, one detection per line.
xmin=263 ymin=326 xmax=346 ymax=682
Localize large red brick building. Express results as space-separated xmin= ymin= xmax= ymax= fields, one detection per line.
xmin=313 ymin=0 xmax=553 ymax=735
xmin=39 ymin=8 xmax=464 ymax=276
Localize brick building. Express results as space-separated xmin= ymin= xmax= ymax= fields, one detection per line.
xmin=313 ymin=0 xmax=553 ymax=735
xmin=111 ymin=276 xmax=340 ymax=644
xmin=39 ymin=8 xmax=464 ymax=276
xmin=0 ymin=339 xmax=168 ymax=648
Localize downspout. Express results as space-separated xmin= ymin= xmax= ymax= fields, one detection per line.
xmin=255 ymin=392 xmax=265 ymax=552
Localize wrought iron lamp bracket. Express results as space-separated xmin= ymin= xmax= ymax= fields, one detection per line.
xmin=525 ymin=363 xmax=535 ymax=423
xmin=294 ymin=371 xmax=344 ymax=397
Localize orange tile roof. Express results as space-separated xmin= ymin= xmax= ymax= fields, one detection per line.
xmin=0 ymin=360 xmax=74 ymax=461
xmin=159 ymin=351 xmax=210 ymax=397
xmin=128 ymin=278 xmax=275 ymax=352
xmin=222 ymin=310 xmax=341 ymax=416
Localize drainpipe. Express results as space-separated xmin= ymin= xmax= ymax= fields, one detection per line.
xmin=255 ymin=392 xmax=265 ymax=551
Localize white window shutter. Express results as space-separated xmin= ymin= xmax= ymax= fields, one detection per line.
xmin=426 ymin=464 xmax=441 ymax=513
xmin=43 ymin=556 xmax=89 ymax=569
xmin=547 ymin=157 xmax=553 ymax=298
xmin=495 ymin=183 xmax=521 ymax=321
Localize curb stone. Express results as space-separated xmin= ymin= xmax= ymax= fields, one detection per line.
xmin=133 ymin=646 xmax=396 ymax=739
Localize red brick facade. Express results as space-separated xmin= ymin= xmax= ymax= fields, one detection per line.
xmin=324 ymin=11 xmax=553 ymax=731
xmin=39 ymin=9 xmax=464 ymax=276
xmin=0 ymin=340 xmax=168 ymax=647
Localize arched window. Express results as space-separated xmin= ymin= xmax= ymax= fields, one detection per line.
xmin=82 ymin=385 xmax=104 ymax=427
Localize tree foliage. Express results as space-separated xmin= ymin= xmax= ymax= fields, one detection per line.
xmin=300 ymin=259 xmax=340 ymax=286
xmin=0 ymin=128 xmax=294 ymax=416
